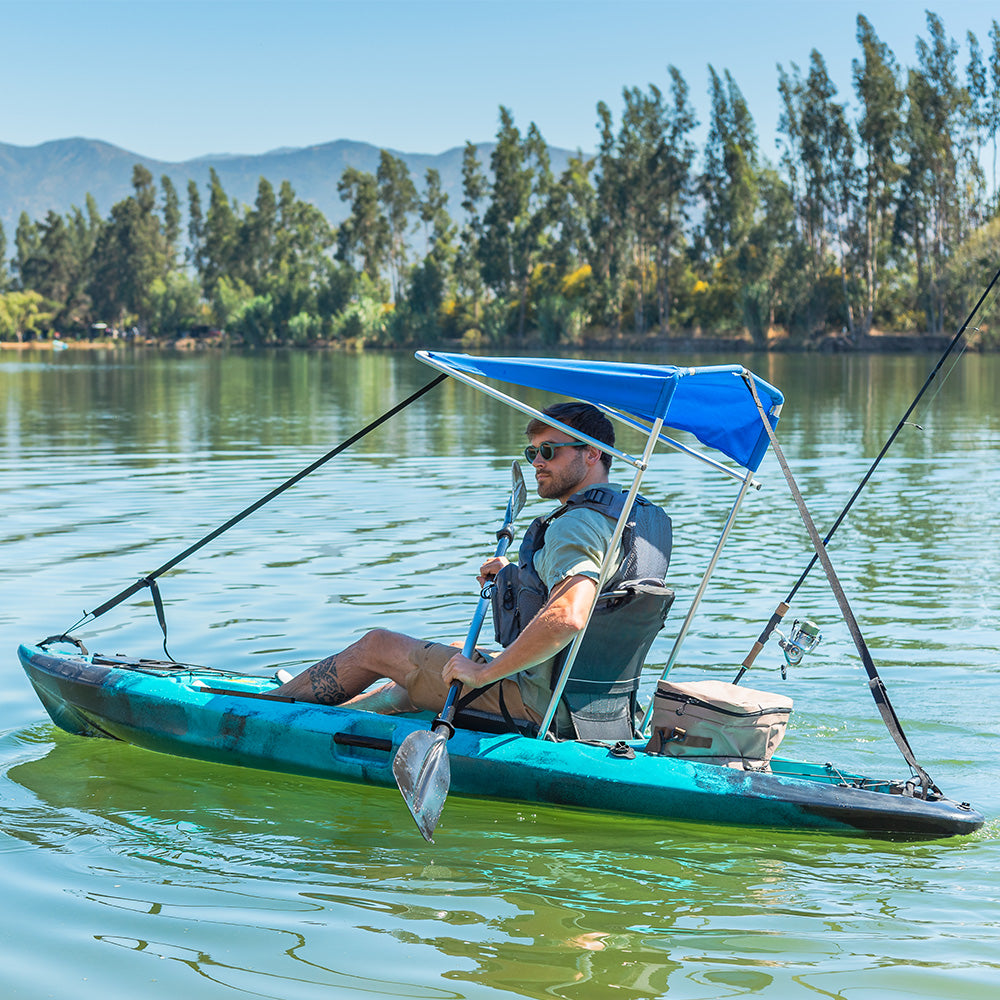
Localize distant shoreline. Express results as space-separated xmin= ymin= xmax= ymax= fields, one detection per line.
xmin=0 ymin=330 xmax=979 ymax=355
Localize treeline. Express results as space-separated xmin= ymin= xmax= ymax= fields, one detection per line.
xmin=3 ymin=11 xmax=1000 ymax=349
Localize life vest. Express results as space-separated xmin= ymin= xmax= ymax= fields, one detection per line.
xmin=491 ymin=486 xmax=674 ymax=739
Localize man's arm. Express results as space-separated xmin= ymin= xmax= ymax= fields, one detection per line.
xmin=441 ymin=573 xmax=597 ymax=688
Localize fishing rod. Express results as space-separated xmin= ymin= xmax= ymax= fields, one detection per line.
xmin=735 ymin=264 xmax=1000 ymax=682
xmin=52 ymin=373 xmax=447 ymax=650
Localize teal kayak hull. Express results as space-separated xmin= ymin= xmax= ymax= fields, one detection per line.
xmin=18 ymin=644 xmax=984 ymax=839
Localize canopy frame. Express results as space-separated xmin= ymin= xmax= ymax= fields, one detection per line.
xmin=415 ymin=351 xmax=779 ymax=740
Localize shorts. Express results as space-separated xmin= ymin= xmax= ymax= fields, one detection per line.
xmin=403 ymin=641 xmax=543 ymax=725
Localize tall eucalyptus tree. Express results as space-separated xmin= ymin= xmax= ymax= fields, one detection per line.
xmin=456 ymin=142 xmax=487 ymax=327
xmin=853 ymin=14 xmax=904 ymax=333
xmin=336 ymin=166 xmax=389 ymax=286
xmin=778 ymin=50 xmax=858 ymax=331
xmin=698 ymin=67 xmax=770 ymax=342
xmin=590 ymin=101 xmax=630 ymax=332
xmin=160 ymin=175 xmax=181 ymax=270
xmin=989 ymin=20 xmax=1000 ymax=208
xmin=376 ymin=150 xmax=418 ymax=302
xmin=407 ymin=167 xmax=455 ymax=330
xmin=896 ymin=12 xmax=967 ymax=333
xmin=479 ymin=107 xmax=553 ymax=338
xmin=89 ymin=165 xmax=171 ymax=329
xmin=199 ymin=168 xmax=239 ymax=299
xmin=651 ymin=67 xmax=697 ymax=334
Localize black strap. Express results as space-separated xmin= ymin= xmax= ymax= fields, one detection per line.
xmin=144 ymin=576 xmax=174 ymax=661
xmin=497 ymin=682 xmax=539 ymax=738
xmin=742 ymin=374 xmax=937 ymax=796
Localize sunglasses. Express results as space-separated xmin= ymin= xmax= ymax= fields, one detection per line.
xmin=524 ymin=440 xmax=588 ymax=463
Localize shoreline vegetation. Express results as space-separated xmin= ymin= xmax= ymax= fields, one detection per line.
xmin=4 ymin=11 xmax=1000 ymax=354
xmin=0 ymin=327 xmax=966 ymax=355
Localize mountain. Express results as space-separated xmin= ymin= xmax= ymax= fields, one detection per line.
xmin=0 ymin=137 xmax=579 ymax=239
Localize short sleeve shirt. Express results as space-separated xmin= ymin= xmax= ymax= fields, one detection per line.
xmin=533 ymin=505 xmax=618 ymax=590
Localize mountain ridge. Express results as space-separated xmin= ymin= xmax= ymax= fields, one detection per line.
xmin=0 ymin=136 xmax=579 ymax=239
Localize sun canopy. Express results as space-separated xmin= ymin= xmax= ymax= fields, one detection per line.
xmin=417 ymin=351 xmax=784 ymax=472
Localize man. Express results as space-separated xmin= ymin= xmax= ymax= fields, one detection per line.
xmin=275 ymin=402 xmax=672 ymax=738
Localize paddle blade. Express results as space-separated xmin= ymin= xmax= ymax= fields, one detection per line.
xmin=510 ymin=461 xmax=527 ymax=519
xmin=392 ymin=728 xmax=452 ymax=842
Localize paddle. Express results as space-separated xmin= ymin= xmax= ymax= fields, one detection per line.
xmin=392 ymin=461 xmax=528 ymax=842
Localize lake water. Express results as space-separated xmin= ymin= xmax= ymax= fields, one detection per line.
xmin=1 ymin=346 xmax=998 ymax=999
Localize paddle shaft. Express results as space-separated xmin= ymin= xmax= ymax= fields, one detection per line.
xmin=434 ymin=515 xmax=518 ymax=733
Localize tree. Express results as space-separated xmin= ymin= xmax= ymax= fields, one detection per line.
xmin=263 ymin=180 xmax=335 ymax=337
xmin=90 ymin=164 xmax=170 ymax=329
xmin=699 ymin=67 xmax=759 ymax=262
xmin=186 ymin=179 xmax=205 ymax=273
xmin=160 ymin=175 xmax=181 ymax=269
xmin=376 ymin=150 xmax=418 ymax=302
xmin=479 ymin=107 xmax=553 ymax=337
xmin=989 ymin=20 xmax=1000 ymax=207
xmin=0 ymin=289 xmax=50 ymax=342
xmin=779 ymin=50 xmax=858 ymax=332
xmin=588 ymin=74 xmax=695 ymax=336
xmin=695 ymin=67 xmax=764 ymax=340
xmin=199 ymin=168 xmax=239 ymax=298
xmin=14 ymin=212 xmax=40 ymax=290
xmin=853 ymin=14 xmax=904 ymax=333
xmin=455 ymin=142 xmax=487 ymax=327
xmin=147 ymin=272 xmax=204 ymax=337
xmin=590 ymin=101 xmax=630 ymax=331
xmin=895 ymin=12 xmax=967 ymax=333
xmin=406 ymin=168 xmax=456 ymax=334
xmin=965 ymin=30 xmax=989 ymax=229
xmin=642 ymin=69 xmax=697 ymax=334
xmin=240 ymin=177 xmax=278 ymax=289
xmin=336 ymin=166 xmax=389 ymax=286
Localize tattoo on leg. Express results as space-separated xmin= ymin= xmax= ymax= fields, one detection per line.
xmin=309 ymin=655 xmax=349 ymax=705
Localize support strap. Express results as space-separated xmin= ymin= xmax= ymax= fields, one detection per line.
xmin=143 ymin=576 xmax=174 ymax=661
xmin=741 ymin=374 xmax=937 ymax=796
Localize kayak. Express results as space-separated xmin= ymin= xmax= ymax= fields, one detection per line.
xmin=18 ymin=645 xmax=984 ymax=838
xmin=17 ymin=350 xmax=987 ymax=840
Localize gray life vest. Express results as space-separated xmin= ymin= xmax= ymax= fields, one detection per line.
xmin=491 ymin=486 xmax=674 ymax=740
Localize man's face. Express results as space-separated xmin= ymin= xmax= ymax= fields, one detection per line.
xmin=527 ymin=427 xmax=590 ymax=501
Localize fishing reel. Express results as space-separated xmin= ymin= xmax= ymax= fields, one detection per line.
xmin=771 ymin=618 xmax=822 ymax=679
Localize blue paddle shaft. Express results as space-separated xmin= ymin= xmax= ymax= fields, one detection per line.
xmin=439 ymin=506 xmax=517 ymax=725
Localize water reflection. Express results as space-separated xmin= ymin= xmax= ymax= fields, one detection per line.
xmin=5 ymin=725 xmax=997 ymax=998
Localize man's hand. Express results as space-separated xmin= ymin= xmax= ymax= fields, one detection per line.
xmin=477 ymin=555 xmax=509 ymax=588
xmin=442 ymin=651 xmax=493 ymax=689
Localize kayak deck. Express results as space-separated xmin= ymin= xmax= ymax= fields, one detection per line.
xmin=18 ymin=644 xmax=985 ymax=839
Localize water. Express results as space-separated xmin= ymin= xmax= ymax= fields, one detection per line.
xmin=1 ymin=347 xmax=998 ymax=999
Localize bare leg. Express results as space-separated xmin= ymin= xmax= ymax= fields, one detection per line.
xmin=274 ymin=628 xmax=426 ymax=706
xmin=343 ymin=681 xmax=417 ymax=714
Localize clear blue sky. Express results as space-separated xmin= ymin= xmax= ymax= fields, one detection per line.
xmin=3 ymin=0 xmax=998 ymax=163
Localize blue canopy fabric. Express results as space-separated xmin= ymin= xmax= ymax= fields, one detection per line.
xmin=417 ymin=351 xmax=784 ymax=472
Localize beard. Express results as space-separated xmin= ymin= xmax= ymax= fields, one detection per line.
xmin=535 ymin=450 xmax=589 ymax=500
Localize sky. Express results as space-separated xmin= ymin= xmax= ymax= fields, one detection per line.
xmin=2 ymin=0 xmax=999 ymax=163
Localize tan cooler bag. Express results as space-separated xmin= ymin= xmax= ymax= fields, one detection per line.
xmin=644 ymin=679 xmax=793 ymax=766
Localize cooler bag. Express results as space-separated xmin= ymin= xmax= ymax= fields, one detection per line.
xmin=644 ymin=679 xmax=793 ymax=766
